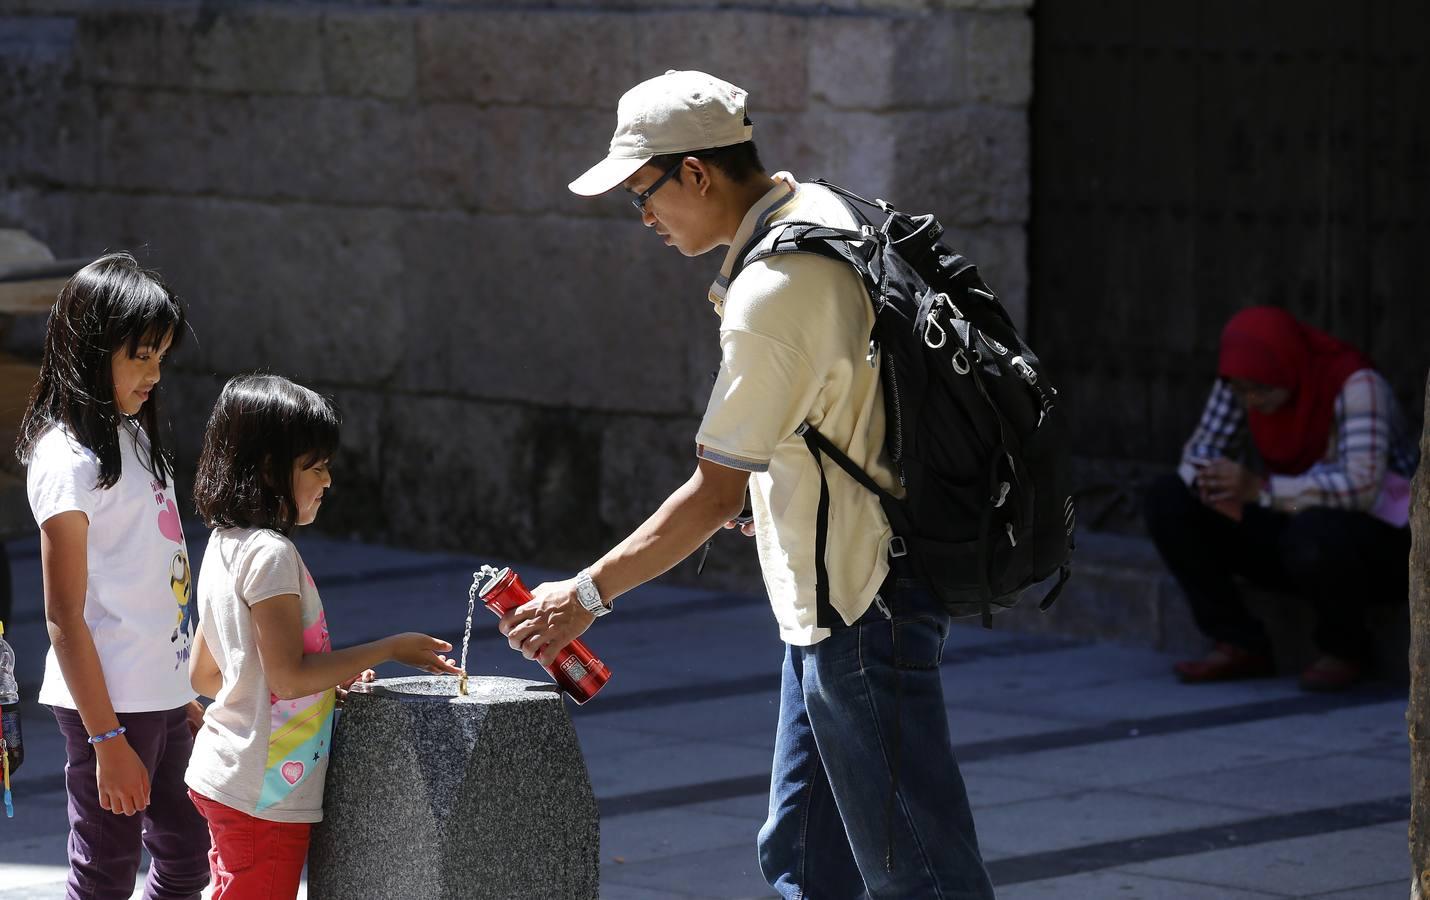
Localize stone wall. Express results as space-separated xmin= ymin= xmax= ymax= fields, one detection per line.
xmin=0 ymin=0 xmax=1033 ymax=581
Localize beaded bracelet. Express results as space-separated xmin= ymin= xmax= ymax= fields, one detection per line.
xmin=87 ymin=726 xmax=127 ymax=745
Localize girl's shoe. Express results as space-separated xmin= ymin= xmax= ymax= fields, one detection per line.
xmin=1174 ymin=643 xmax=1275 ymax=683
xmin=1298 ymin=655 xmax=1364 ymax=692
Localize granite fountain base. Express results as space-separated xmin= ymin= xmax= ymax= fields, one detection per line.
xmin=307 ymin=675 xmax=599 ymax=900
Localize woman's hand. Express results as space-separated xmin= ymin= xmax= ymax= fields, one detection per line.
xmin=386 ymin=635 xmax=463 ymax=675
xmin=95 ymin=738 xmax=151 ymax=816
xmin=1196 ymin=459 xmax=1263 ymax=505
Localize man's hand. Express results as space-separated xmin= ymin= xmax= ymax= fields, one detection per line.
xmin=498 ymin=578 xmax=596 ymax=666
xmin=96 ymin=739 xmax=151 ymax=816
xmin=722 ymin=517 xmax=756 ymax=537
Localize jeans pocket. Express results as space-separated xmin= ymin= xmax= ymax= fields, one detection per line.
xmin=892 ymin=615 xmax=947 ymax=670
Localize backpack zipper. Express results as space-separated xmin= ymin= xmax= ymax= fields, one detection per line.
xmin=884 ymin=353 xmax=907 ymax=486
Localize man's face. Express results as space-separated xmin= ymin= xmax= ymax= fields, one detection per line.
xmin=623 ymin=161 xmax=722 ymax=257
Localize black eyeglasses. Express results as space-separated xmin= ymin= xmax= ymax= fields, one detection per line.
xmin=630 ymin=161 xmax=683 ymax=213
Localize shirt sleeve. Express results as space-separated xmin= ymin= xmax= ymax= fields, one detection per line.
xmin=695 ymin=258 xmax=829 ymax=472
xmin=26 ymin=433 xmax=103 ymax=526
xmin=1267 ymin=369 xmax=1391 ymax=513
xmin=237 ymin=533 xmax=303 ymax=607
xmin=1177 ymin=379 xmax=1246 ymax=485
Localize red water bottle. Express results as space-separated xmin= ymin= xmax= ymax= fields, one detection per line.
xmin=476 ymin=566 xmax=611 ymax=704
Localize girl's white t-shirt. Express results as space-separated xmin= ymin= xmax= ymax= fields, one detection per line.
xmin=26 ymin=423 xmax=198 ymax=712
xmin=185 ymin=527 xmax=335 ymax=823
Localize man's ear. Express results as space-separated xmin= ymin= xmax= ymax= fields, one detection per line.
xmin=686 ymin=157 xmax=713 ymax=197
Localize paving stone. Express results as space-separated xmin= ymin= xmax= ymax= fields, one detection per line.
xmin=976 ymin=789 xmax=1275 ymax=858
xmin=1188 ymin=699 xmax=1408 ymax=756
xmin=600 ymin=807 xmax=758 ymax=866
xmin=1120 ymin=823 xmax=1410 ymax=896
xmin=598 ymin=842 xmax=771 ymax=899
xmin=1300 ymin=882 xmax=1406 ymax=900
xmin=997 ymin=870 xmax=1283 ymax=899
xmin=1127 ymin=753 xmax=1411 ymax=816
xmin=963 ymin=731 xmax=1324 ymax=792
xmin=584 ymin=737 xmax=772 ymax=798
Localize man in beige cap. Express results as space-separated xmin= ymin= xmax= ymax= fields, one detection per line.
xmin=500 ymin=70 xmax=995 ymax=899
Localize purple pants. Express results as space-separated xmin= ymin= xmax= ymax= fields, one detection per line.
xmin=52 ymin=706 xmax=211 ymax=900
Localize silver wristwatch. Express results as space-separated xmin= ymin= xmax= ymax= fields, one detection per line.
xmin=575 ymin=569 xmax=610 ymax=618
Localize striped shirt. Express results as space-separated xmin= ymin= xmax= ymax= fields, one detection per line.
xmin=1177 ymin=369 xmax=1419 ymax=527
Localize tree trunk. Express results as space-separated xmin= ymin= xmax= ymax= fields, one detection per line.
xmin=1410 ymin=370 xmax=1430 ymax=899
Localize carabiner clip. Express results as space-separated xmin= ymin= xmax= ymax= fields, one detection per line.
xmin=924 ymin=309 xmax=947 ymax=350
xmin=951 ymin=348 xmax=971 ymax=375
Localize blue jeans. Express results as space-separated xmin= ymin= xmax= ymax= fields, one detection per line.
xmin=757 ymin=581 xmax=995 ymax=899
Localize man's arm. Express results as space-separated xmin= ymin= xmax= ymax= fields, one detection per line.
xmin=500 ymin=457 xmax=749 ymax=665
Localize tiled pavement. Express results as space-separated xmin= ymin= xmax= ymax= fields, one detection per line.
xmin=0 ymin=528 xmax=1411 ymax=899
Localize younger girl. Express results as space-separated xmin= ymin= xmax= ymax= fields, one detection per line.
xmin=184 ymin=373 xmax=461 ymax=899
xmin=18 ymin=253 xmax=210 ymax=899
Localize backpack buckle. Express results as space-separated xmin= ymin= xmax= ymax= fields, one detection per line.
xmin=795 ymin=423 xmax=810 ymax=436
xmin=889 ymin=536 xmax=908 ymax=558
xmin=867 ymin=339 xmax=879 ymax=368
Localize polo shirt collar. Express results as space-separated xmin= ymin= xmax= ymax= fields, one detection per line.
xmin=708 ymin=171 xmax=799 ymax=314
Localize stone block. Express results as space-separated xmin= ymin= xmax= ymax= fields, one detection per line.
xmin=309 ymin=675 xmax=599 ymax=900
xmin=809 ymin=15 xmax=966 ymax=111
xmin=375 ymin=395 xmax=542 ymax=555
xmin=64 ymin=193 xmax=406 ymax=385
xmin=95 ymin=89 xmax=419 ymax=207
xmin=322 ymin=11 xmax=417 ymax=99
xmin=417 ymin=12 xmax=640 ymax=109
xmin=965 ymin=10 xmax=1033 ymax=106
xmin=761 ymin=109 xmax=898 ymax=202
xmin=163 ymin=7 xmax=325 ymax=95
xmin=598 ymin=415 xmax=699 ymax=532
xmin=394 ymin=211 xmax=705 ymax=415
xmin=631 ymin=12 xmax=810 ymax=113
xmin=73 ymin=11 xmax=163 ymax=86
xmin=886 ymin=106 xmax=1030 ymax=227
xmin=408 ymin=103 xmax=618 ymax=216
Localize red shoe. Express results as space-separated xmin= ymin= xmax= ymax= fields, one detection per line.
xmin=1298 ymin=655 xmax=1364 ymax=692
xmin=1174 ymin=643 xmax=1275 ymax=683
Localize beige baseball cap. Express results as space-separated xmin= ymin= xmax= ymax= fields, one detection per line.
xmin=568 ymin=70 xmax=753 ymax=197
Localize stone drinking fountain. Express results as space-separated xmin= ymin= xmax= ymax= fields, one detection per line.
xmin=307 ymin=673 xmax=600 ymax=900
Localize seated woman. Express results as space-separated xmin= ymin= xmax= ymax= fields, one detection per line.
xmin=1145 ymin=306 xmax=1418 ymax=691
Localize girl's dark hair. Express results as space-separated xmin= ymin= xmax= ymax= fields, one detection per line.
xmin=193 ymin=374 xmax=340 ymax=535
xmin=15 ymin=252 xmax=187 ymax=489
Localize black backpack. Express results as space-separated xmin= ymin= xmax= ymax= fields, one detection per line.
xmin=729 ymin=180 xmax=1075 ymax=628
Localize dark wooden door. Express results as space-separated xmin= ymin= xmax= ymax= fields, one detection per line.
xmin=1032 ymin=0 xmax=1429 ymax=467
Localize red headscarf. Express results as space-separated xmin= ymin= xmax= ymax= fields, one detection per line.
xmin=1216 ymin=306 xmax=1374 ymax=475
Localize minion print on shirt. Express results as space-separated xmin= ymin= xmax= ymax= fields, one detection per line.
xmin=256 ymin=571 xmax=335 ymax=812
xmin=153 ymin=479 xmax=195 ymax=669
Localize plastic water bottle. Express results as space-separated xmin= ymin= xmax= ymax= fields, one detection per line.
xmin=0 ymin=619 xmax=23 ymax=777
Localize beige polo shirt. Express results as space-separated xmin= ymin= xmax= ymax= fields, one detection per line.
xmin=697 ymin=173 xmax=900 ymax=645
